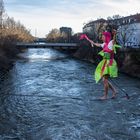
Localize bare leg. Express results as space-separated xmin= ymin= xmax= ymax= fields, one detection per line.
xmin=100 ymin=75 xmax=109 ymax=100
xmin=108 ymin=81 xmax=117 ymax=98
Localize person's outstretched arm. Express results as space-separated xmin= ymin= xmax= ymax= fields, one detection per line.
xmin=89 ymin=40 xmax=102 ymax=47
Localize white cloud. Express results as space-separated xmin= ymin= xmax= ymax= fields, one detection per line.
xmin=4 ymin=0 xmax=140 ymax=37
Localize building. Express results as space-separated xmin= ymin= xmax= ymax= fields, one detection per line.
xmin=83 ymin=18 xmax=107 ymax=33
xmin=60 ymin=27 xmax=72 ymax=42
xmin=83 ymin=14 xmax=140 ymax=48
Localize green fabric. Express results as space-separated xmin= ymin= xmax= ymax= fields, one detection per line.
xmin=98 ymin=51 xmax=104 ymax=57
xmin=113 ymin=44 xmax=122 ymax=54
xmin=103 ymin=52 xmax=110 ymax=59
xmin=94 ymin=59 xmax=118 ymax=83
xmin=98 ymin=51 xmax=110 ymax=59
xmin=94 ymin=44 xmax=121 ymax=83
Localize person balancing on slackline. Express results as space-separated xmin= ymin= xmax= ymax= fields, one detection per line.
xmin=80 ymin=30 xmax=121 ymax=100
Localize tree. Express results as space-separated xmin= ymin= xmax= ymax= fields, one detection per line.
xmin=46 ymin=28 xmax=70 ymax=43
xmin=112 ymin=15 xmax=122 ymax=20
xmin=46 ymin=28 xmax=61 ymax=42
xmin=117 ymin=23 xmax=137 ymax=48
xmin=107 ymin=16 xmax=112 ymax=20
xmin=0 ymin=0 xmax=4 ymax=28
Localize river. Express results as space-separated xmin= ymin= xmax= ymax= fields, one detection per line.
xmin=0 ymin=48 xmax=140 ymax=140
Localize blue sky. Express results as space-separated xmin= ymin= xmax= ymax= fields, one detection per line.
xmin=4 ymin=0 xmax=140 ymax=37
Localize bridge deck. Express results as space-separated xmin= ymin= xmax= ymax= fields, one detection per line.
xmin=16 ymin=43 xmax=79 ymax=49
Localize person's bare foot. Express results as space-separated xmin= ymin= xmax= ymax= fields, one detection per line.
xmin=100 ymin=96 xmax=107 ymax=100
xmin=111 ymin=91 xmax=117 ymax=99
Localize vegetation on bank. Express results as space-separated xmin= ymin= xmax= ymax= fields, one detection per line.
xmin=46 ymin=28 xmax=68 ymax=43
xmin=0 ymin=0 xmax=34 ymax=71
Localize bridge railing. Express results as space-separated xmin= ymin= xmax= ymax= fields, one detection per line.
xmin=16 ymin=42 xmax=79 ymax=49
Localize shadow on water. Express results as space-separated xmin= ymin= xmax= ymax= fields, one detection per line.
xmin=0 ymin=48 xmax=140 ymax=140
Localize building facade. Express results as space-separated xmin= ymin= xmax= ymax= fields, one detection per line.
xmin=60 ymin=27 xmax=72 ymax=42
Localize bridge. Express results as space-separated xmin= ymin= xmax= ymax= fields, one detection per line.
xmin=16 ymin=42 xmax=79 ymax=50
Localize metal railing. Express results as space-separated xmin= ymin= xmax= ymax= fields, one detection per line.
xmin=16 ymin=42 xmax=79 ymax=49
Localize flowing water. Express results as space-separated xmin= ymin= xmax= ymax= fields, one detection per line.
xmin=0 ymin=48 xmax=140 ymax=140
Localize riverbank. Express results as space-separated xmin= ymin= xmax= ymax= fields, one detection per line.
xmin=0 ymin=34 xmax=33 ymax=72
xmin=0 ymin=41 xmax=24 ymax=72
xmin=73 ymin=40 xmax=140 ymax=78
